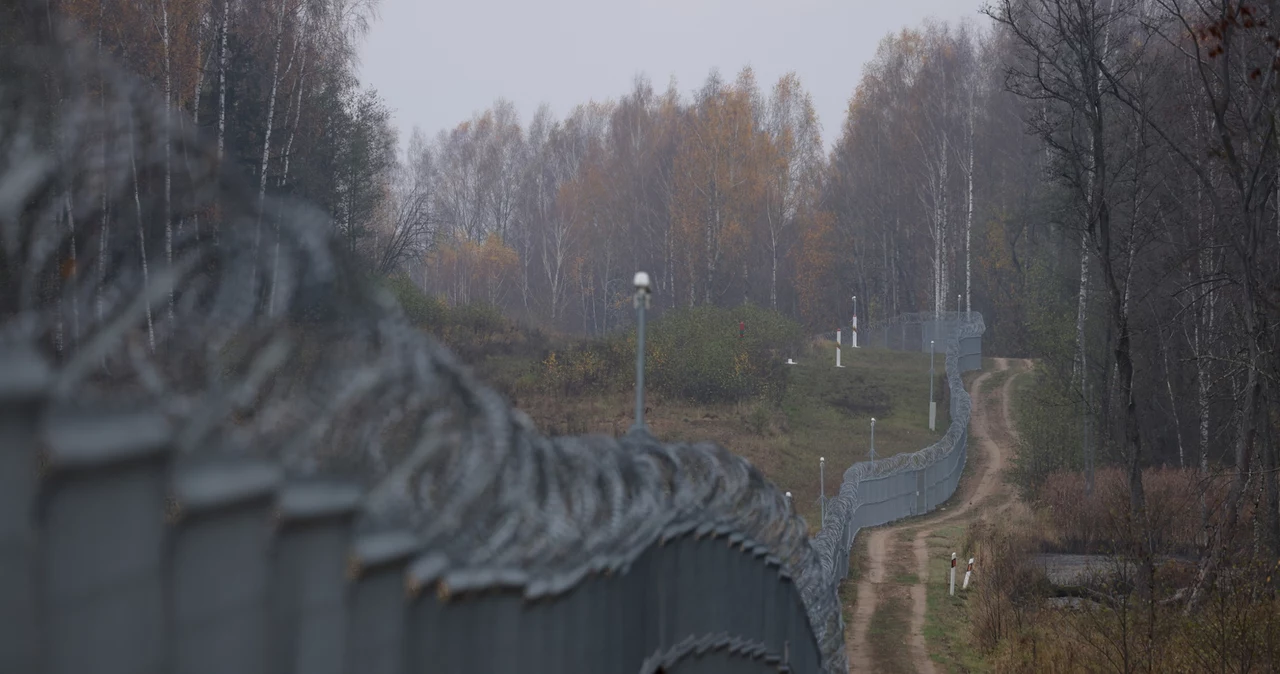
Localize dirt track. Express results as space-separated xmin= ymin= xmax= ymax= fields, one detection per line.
xmin=846 ymin=357 xmax=1028 ymax=673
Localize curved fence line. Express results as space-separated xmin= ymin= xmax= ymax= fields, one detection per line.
xmin=2 ymin=8 xmax=982 ymax=670
xmin=804 ymin=313 xmax=985 ymax=666
xmin=1 ymin=346 xmax=827 ymax=674
xmin=0 ymin=12 xmax=833 ymax=672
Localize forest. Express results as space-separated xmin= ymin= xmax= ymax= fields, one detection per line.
xmin=11 ymin=0 xmax=1280 ymax=668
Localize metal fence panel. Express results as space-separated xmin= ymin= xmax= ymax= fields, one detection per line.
xmin=0 ymin=350 xmax=46 ymax=674
xmin=344 ymin=531 xmax=418 ymax=674
xmin=39 ymin=408 xmax=171 ymax=674
xmin=269 ymin=483 xmax=361 ymax=674
xmin=170 ymin=459 xmax=279 ymax=674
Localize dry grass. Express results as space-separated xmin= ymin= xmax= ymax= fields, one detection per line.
xmin=501 ymin=343 xmax=949 ymax=529
xmin=1034 ymin=467 xmax=1230 ymax=556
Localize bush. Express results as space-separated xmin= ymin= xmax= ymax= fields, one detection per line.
xmin=536 ymin=333 xmax=635 ymax=398
xmin=1008 ymin=365 xmax=1085 ymax=499
xmin=381 ymin=274 xmax=447 ymax=327
xmin=645 ymin=304 xmax=802 ymax=404
xmin=1036 ymin=466 xmax=1225 ymax=556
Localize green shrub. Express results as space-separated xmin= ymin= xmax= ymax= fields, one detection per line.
xmin=381 ymin=274 xmax=447 ymax=327
xmin=1008 ymin=365 xmax=1085 ymax=499
xmin=646 ymin=304 xmax=802 ymax=404
xmin=448 ymin=302 xmax=507 ymax=336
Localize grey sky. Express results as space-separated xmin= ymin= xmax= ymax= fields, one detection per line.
xmin=359 ymin=0 xmax=985 ymax=152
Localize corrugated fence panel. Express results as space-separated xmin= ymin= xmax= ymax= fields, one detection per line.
xmin=0 ymin=347 xmax=47 ymax=674
xmin=269 ymin=483 xmax=361 ymax=674
xmin=344 ymin=531 xmax=418 ymax=674
xmin=169 ymin=458 xmax=280 ymax=674
xmin=38 ymin=407 xmax=171 ymax=674
xmin=0 ymin=313 xmax=985 ymax=674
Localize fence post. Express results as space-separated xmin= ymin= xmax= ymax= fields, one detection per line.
xmin=344 ymin=531 xmax=420 ymax=674
xmin=169 ymin=456 xmax=282 ymax=674
xmin=0 ymin=343 xmax=50 ymax=674
xmin=38 ymin=405 xmax=173 ymax=674
xmin=269 ymin=481 xmax=362 ymax=674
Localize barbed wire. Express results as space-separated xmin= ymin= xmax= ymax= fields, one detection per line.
xmin=1 ymin=9 xmax=841 ymax=671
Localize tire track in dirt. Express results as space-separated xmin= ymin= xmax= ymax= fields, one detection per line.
xmin=846 ymin=357 xmax=1027 ymax=673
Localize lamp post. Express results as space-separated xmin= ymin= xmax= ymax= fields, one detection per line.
xmin=870 ymin=418 xmax=877 ymax=460
xmin=819 ymin=456 xmax=826 ymax=525
xmin=929 ymin=339 xmax=937 ymax=431
xmin=631 ymin=272 xmax=652 ymax=433
xmin=852 ymin=295 xmax=858 ymax=348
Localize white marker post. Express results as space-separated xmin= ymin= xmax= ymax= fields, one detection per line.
xmin=963 ymin=558 xmax=974 ymax=590
xmin=835 ymin=329 xmax=844 ymax=368
xmin=949 ymin=553 xmax=957 ymax=596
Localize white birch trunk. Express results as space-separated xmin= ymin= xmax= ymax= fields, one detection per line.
xmin=96 ymin=0 xmax=109 ymax=325
xmin=1075 ymin=232 xmax=1091 ymax=492
xmin=130 ymin=126 xmax=156 ymax=352
xmin=160 ymin=0 xmax=174 ymax=324
xmin=65 ymin=191 xmax=80 ymax=348
xmin=964 ymin=105 xmax=974 ymax=317
xmin=270 ymin=21 xmax=309 ymax=316
xmin=254 ymin=0 xmax=289 ymax=302
xmin=189 ymin=21 xmax=210 ymax=240
xmin=216 ymin=0 xmax=230 ymax=245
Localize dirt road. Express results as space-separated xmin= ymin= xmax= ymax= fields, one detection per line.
xmin=846 ymin=357 xmax=1027 ymax=673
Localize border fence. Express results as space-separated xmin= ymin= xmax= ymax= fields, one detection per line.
xmin=805 ymin=312 xmax=985 ymax=663
xmin=0 ymin=341 xmax=824 ymax=674
xmin=1 ymin=10 xmax=982 ymax=668
xmin=0 ymin=312 xmax=980 ymax=674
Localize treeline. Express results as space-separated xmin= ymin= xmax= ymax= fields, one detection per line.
xmin=400 ymin=71 xmax=827 ymax=336
xmin=399 ymin=25 xmax=1038 ymax=352
xmin=37 ymin=0 xmax=1280 ymax=569
xmin=969 ymin=1 xmax=1280 ymax=667
xmin=53 ymin=0 xmax=402 ymax=275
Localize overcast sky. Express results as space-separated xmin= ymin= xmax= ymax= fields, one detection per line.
xmin=359 ymin=0 xmax=985 ymax=152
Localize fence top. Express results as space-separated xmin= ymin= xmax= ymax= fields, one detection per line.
xmin=278 ymin=481 xmax=365 ymax=522
xmin=868 ymin=310 xmax=984 ymax=328
xmin=42 ymin=405 xmax=172 ymax=470
xmin=0 ymin=342 xmax=50 ymax=403
xmin=352 ymin=530 xmax=422 ymax=571
xmin=172 ymin=457 xmax=282 ymax=513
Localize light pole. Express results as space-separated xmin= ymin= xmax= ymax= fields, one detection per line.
xmin=870 ymin=418 xmax=877 ymax=460
xmin=631 ymin=272 xmax=652 ymax=433
xmin=852 ymin=295 xmax=858 ymax=348
xmin=929 ymin=339 xmax=937 ymax=431
xmin=819 ymin=456 xmax=826 ymax=525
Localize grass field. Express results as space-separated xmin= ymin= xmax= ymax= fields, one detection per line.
xmin=922 ymin=523 xmax=991 ymax=673
xmin=476 ymin=339 xmax=950 ymax=530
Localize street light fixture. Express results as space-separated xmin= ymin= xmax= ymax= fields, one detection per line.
xmin=870 ymin=418 xmax=877 ymax=460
